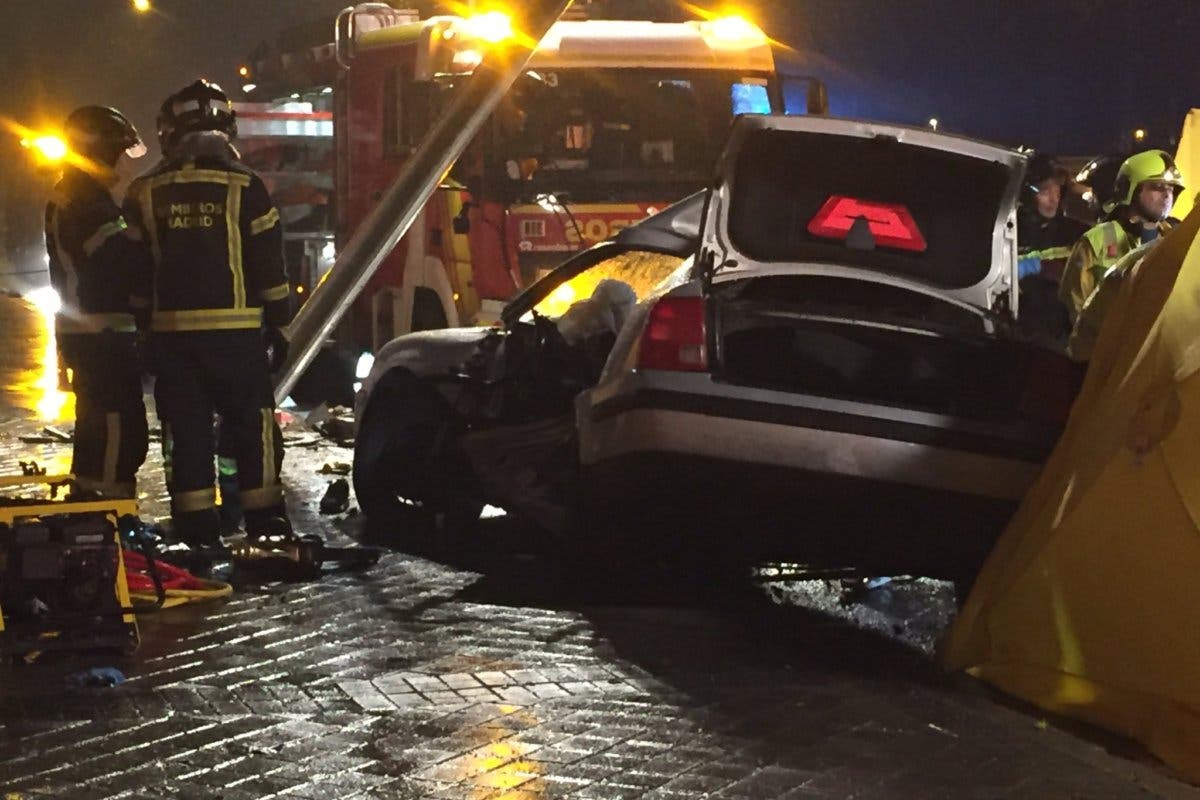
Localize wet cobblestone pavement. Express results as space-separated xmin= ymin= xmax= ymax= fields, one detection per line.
xmin=0 ymin=296 xmax=1197 ymax=799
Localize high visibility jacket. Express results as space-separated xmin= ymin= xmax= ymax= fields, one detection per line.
xmin=1058 ymin=218 xmax=1173 ymax=324
xmin=124 ymin=133 xmax=291 ymax=333
xmin=1067 ymin=238 xmax=1165 ymax=362
xmin=44 ymin=166 xmax=152 ymax=335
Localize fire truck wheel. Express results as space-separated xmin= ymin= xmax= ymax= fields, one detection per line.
xmin=353 ymin=369 xmax=482 ymax=548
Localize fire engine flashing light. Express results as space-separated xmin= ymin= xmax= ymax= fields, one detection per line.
xmin=807 ymin=195 xmax=928 ymax=253
xmin=462 ymin=11 xmax=513 ymax=44
xmin=708 ymin=15 xmax=764 ymax=43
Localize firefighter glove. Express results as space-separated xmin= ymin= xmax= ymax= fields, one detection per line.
xmin=265 ymin=327 xmax=289 ymax=373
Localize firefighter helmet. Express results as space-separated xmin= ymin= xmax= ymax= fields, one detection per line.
xmin=64 ymin=106 xmax=147 ymax=166
xmin=1110 ymin=150 xmax=1185 ymax=211
xmin=157 ymin=79 xmax=237 ymax=154
xmin=1022 ymin=152 xmax=1066 ymax=205
xmin=1025 ymin=153 xmax=1064 ymax=191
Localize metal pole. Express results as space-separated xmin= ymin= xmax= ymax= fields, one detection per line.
xmin=274 ymin=0 xmax=575 ymax=405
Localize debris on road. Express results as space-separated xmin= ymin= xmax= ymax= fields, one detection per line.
xmin=18 ymin=426 xmax=73 ymax=444
xmin=64 ymin=667 xmax=125 ymax=689
xmin=318 ymin=461 xmax=351 ymax=475
xmin=315 ymin=406 xmax=355 ymax=444
xmin=282 ymin=433 xmax=326 ymax=449
xmin=42 ymin=426 xmax=71 ymax=442
xmin=319 ymin=478 xmax=350 ymax=514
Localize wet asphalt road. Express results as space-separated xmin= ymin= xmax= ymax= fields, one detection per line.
xmin=0 ymin=293 xmax=1196 ymax=799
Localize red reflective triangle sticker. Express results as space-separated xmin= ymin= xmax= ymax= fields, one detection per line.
xmin=807 ymin=195 xmax=928 ymax=253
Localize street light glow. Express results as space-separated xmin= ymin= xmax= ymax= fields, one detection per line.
xmin=1134 ymin=128 xmax=1147 ymax=142
xmin=928 ymin=118 xmax=939 ymax=131
xmin=22 ymin=134 xmax=68 ymax=162
xmin=131 ymin=0 xmax=151 ymax=12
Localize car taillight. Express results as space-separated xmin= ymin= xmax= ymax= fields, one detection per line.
xmin=1019 ymin=350 xmax=1083 ymax=424
xmin=637 ymin=296 xmax=707 ymax=371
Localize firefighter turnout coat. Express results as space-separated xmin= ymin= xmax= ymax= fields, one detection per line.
xmin=45 ymin=165 xmax=151 ymax=497
xmin=124 ymin=133 xmax=293 ymax=530
xmin=1059 ymin=218 xmax=1174 ymax=324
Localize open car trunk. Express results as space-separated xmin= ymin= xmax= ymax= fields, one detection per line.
xmin=710 ymin=274 xmax=1075 ymax=457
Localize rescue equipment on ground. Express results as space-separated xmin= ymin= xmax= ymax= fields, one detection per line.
xmin=226 ymin=531 xmax=382 ymax=581
xmin=0 ymin=466 xmax=144 ymax=657
xmin=121 ymin=549 xmax=231 ymax=609
xmin=0 ymin=464 xmax=232 ymax=658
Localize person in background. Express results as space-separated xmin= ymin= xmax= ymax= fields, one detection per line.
xmin=1058 ymin=150 xmax=1184 ymax=324
xmin=44 ymin=106 xmax=152 ymax=498
xmin=1016 ymin=153 xmax=1088 ymax=349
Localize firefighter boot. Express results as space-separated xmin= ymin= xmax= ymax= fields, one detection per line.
xmin=172 ymin=508 xmax=222 ymax=549
xmin=244 ymin=505 xmax=295 ymax=544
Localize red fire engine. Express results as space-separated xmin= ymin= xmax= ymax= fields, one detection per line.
xmin=244 ymin=3 xmax=813 ymax=354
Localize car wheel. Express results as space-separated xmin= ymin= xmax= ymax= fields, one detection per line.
xmin=353 ymin=369 xmax=482 ymax=548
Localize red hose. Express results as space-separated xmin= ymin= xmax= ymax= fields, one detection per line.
xmin=121 ymin=550 xmax=213 ymax=593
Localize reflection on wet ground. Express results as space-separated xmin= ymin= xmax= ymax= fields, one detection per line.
xmin=0 ymin=293 xmax=74 ymax=423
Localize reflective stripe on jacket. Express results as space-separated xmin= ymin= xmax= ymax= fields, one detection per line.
xmin=123 ymin=135 xmax=292 ymax=333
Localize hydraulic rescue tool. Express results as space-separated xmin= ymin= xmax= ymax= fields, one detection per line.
xmin=223 ymin=532 xmax=382 ymax=580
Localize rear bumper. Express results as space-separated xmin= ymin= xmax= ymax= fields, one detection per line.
xmin=578 ymin=372 xmax=1051 ymax=503
xmin=575 ymin=373 xmax=1056 ymax=575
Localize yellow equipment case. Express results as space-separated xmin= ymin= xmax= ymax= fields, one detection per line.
xmin=0 ymin=466 xmax=140 ymax=657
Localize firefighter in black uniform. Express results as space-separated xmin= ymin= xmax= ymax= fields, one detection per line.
xmin=45 ymin=106 xmax=152 ymax=498
xmin=1016 ymin=153 xmax=1088 ymax=350
xmin=124 ymin=80 xmax=294 ymax=547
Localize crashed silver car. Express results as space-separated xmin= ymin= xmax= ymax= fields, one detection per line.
xmin=354 ymin=115 xmax=1080 ymax=578
xmin=353 ymin=199 xmax=697 ymax=534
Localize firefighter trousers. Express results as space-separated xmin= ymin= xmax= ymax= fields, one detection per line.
xmin=59 ymin=332 xmax=148 ymax=497
xmin=152 ymin=330 xmax=286 ymax=537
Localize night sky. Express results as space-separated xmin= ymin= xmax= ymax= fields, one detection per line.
xmin=1 ymin=0 xmax=1198 ymax=158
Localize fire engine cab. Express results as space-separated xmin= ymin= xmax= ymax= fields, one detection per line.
xmin=244 ymin=3 xmax=816 ymax=355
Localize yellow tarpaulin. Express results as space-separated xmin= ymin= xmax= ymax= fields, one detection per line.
xmin=942 ymin=203 xmax=1200 ymax=783
xmin=1174 ymin=109 xmax=1200 ymax=221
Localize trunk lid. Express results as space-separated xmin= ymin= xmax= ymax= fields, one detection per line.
xmin=702 ymin=115 xmax=1026 ymax=313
